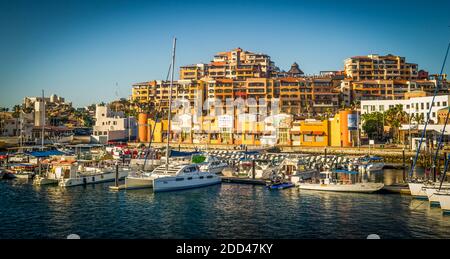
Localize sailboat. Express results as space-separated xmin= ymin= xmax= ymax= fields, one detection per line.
xmin=124 ymin=37 xmax=221 ymax=191
xmin=408 ymin=42 xmax=450 ymax=202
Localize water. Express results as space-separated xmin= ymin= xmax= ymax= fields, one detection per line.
xmin=1 ymin=169 xmax=449 ymax=239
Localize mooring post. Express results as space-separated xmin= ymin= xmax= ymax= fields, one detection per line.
xmin=115 ymin=163 xmax=119 ymax=187
xmin=402 ymin=148 xmax=406 ymax=182
xmin=252 ymin=160 xmax=255 ymax=179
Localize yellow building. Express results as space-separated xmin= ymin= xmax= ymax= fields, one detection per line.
xmin=298 ymin=119 xmax=330 ymax=147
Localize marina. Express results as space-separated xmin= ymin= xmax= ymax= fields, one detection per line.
xmin=1 ymin=168 xmax=450 ymax=239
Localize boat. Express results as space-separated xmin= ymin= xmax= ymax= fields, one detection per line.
xmin=267 ymin=181 xmax=295 ymax=190
xmin=421 ymin=182 xmax=450 ymax=204
xmin=50 ymin=161 xmax=130 ymax=187
xmin=124 ymin=171 xmax=155 ymax=189
xmin=352 ymin=156 xmax=385 ymax=172
xmin=9 ymin=163 xmax=36 ymax=180
xmin=151 ymin=163 xmax=221 ymax=192
xmin=198 ymin=156 xmax=228 ymax=174
xmin=408 ymin=181 xmax=450 ymax=199
xmin=297 ymin=169 xmax=384 ymax=193
xmin=408 ymin=182 xmax=428 ymax=199
xmin=436 ymin=190 xmax=450 ymax=213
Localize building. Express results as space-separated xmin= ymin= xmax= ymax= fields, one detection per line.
xmin=91 ymin=104 xmax=137 ymax=144
xmin=361 ymin=95 xmax=450 ymax=124
xmin=344 ymin=54 xmax=418 ymax=81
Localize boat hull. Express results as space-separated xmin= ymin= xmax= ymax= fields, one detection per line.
xmin=33 ymin=176 xmax=59 ymax=186
xmin=424 ymin=187 xmax=443 ymax=205
xmin=408 ymin=183 xmax=427 ymax=199
xmin=153 ymin=174 xmax=221 ymax=192
xmin=298 ymin=182 xmax=384 ymax=193
xmin=436 ymin=192 xmax=450 ymax=213
xmin=59 ymin=171 xmax=129 ymax=187
xmin=124 ymin=176 xmax=154 ymax=190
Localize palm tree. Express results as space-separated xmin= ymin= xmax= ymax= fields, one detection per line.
xmin=384 ymin=104 xmax=408 ymax=143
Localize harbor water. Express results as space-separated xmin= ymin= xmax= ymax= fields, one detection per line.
xmin=1 ymin=169 xmax=450 ymax=239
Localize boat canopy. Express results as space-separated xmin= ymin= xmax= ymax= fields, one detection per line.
xmin=169 ymin=150 xmax=201 ymax=157
xmin=25 ymin=150 xmax=67 ymax=158
xmin=333 ymin=169 xmax=359 ymax=175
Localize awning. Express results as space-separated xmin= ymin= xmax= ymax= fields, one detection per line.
xmin=302 ymin=131 xmax=312 ymax=135
xmin=169 ymin=150 xmax=201 ymax=157
xmin=25 ymin=150 xmax=67 ymax=158
xmin=313 ymin=131 xmax=324 ymax=135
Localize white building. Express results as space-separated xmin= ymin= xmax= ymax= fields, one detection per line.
xmin=361 ymin=95 xmax=450 ymax=124
xmin=91 ymin=105 xmax=137 ymax=144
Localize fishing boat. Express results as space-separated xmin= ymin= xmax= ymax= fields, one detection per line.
xmin=9 ymin=163 xmax=36 ymax=179
xmin=151 ymin=163 xmax=221 ymax=192
xmin=297 ymin=169 xmax=384 ymax=193
xmin=46 ymin=161 xmax=130 ymax=187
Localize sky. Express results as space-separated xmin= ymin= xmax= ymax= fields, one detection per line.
xmin=0 ymin=0 xmax=449 ymax=109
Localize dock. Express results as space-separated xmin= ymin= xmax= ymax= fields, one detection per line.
xmin=221 ymin=177 xmax=267 ymax=185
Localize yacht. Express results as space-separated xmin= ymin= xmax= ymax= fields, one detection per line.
xmin=151 ymin=164 xmax=221 ymax=192
xmin=297 ymin=170 xmax=384 ymax=193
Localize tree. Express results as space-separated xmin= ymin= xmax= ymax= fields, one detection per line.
xmin=384 ymin=104 xmax=409 ymax=143
xmin=361 ymin=112 xmax=384 ymax=140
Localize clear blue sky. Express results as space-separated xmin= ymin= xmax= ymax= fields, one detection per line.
xmin=1 ymin=0 xmax=449 ymax=108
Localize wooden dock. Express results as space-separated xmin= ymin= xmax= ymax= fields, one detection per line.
xmin=221 ymin=177 xmax=267 ymax=185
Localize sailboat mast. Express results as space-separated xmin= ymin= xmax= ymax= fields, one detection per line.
xmin=41 ymin=89 xmax=45 ymax=150
xmin=165 ymin=37 xmax=177 ymax=171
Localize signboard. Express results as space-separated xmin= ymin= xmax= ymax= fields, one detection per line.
xmin=347 ymin=113 xmax=358 ymax=130
xmin=218 ymin=115 xmax=233 ymax=129
xmin=369 ymin=139 xmax=375 ymax=145
xmin=171 ymin=114 xmax=192 ymax=131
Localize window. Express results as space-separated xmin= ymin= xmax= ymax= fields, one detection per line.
xmin=444 ymin=102 xmax=448 ymax=107
xmin=432 ymin=112 xmax=436 ymax=118
xmin=187 ymin=177 xmax=193 ymax=180
xmin=176 ymin=178 xmax=184 ymax=181
xmin=316 ymin=136 xmax=325 ymax=142
xmin=379 ymin=105 xmax=384 ymax=111
xmin=206 ymin=175 xmax=213 ymax=179
xmin=303 ymin=135 xmax=313 ymax=142
xmin=421 ymin=103 xmax=424 ymax=110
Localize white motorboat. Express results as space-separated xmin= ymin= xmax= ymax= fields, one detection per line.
xmin=198 ymin=156 xmax=228 ymax=174
xmin=297 ymin=170 xmax=384 ymax=193
xmin=151 ymin=163 xmax=221 ymax=192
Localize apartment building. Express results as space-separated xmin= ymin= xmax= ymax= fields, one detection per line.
xmin=344 ymin=54 xmax=418 ymax=81
xmin=91 ymin=105 xmax=137 ymax=144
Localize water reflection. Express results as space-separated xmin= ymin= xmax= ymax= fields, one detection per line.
xmin=1 ymin=170 xmax=450 ymax=239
